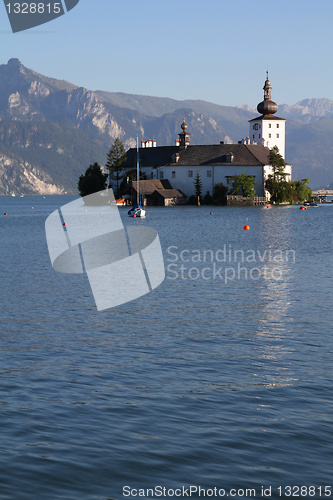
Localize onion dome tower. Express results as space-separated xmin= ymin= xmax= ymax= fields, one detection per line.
xmin=257 ymin=71 xmax=279 ymax=116
xmin=178 ymin=117 xmax=190 ymax=150
xmin=249 ymin=71 xmax=286 ymax=158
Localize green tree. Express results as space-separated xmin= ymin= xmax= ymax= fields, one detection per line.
xmin=292 ymin=178 xmax=312 ymax=203
xmin=265 ymin=178 xmax=291 ymax=203
xmin=106 ymin=137 xmax=126 ymax=197
xmin=265 ymin=146 xmax=290 ymax=203
xmin=78 ymin=162 xmax=107 ymax=197
xmin=230 ymin=172 xmax=256 ymax=197
xmin=213 ymin=183 xmax=228 ymax=205
xmin=203 ymin=192 xmax=214 ymax=205
xmin=269 ymin=145 xmax=287 ymax=182
xmin=194 ymin=170 xmax=202 ymax=204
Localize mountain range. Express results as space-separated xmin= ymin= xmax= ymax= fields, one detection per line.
xmin=0 ymin=58 xmax=332 ymax=194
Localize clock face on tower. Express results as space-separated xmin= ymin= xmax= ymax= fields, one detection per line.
xmin=3 ymin=0 xmax=80 ymax=33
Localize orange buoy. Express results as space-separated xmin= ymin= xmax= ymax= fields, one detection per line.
xmin=243 ymin=225 xmax=250 ymax=230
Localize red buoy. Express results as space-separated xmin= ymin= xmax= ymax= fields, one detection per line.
xmin=210 ymin=212 xmax=213 ymax=215
xmin=63 ymin=222 xmax=67 ymax=226
xmin=4 ymin=212 xmax=8 ymax=216
xmin=133 ymin=214 xmax=136 ymax=218
xmin=243 ymin=225 xmax=250 ymax=230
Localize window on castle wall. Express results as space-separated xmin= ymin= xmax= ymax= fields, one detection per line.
xmin=207 ymin=170 xmax=212 ymax=177
xmin=276 ymin=134 xmax=279 ymax=138
xmin=259 ymin=124 xmax=261 ymax=129
xmin=259 ymin=134 xmax=261 ymax=139
xmin=277 ymin=124 xmax=279 ymax=128
xmin=188 ymin=170 xmax=193 ymax=178
xmin=172 ymin=171 xmax=176 ymax=178
xmin=160 ymin=171 xmax=164 ymax=179
xmin=268 ymin=124 xmax=271 ymax=128
xmin=254 ymin=123 xmax=258 ymax=130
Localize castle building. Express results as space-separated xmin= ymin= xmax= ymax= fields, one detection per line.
xmin=122 ymin=73 xmax=291 ymax=201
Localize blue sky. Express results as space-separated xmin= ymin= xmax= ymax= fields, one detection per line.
xmin=1 ymin=0 xmax=332 ymax=108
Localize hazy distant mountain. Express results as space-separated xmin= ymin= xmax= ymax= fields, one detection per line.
xmin=280 ymin=99 xmax=333 ymax=123
xmin=0 ymin=58 xmax=332 ymax=193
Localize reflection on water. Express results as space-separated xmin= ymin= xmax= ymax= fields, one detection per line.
xmin=247 ymin=207 xmax=298 ymax=390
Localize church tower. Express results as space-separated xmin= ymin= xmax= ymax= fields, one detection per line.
xmin=178 ymin=117 xmax=190 ymax=150
xmin=249 ymin=72 xmax=286 ymax=158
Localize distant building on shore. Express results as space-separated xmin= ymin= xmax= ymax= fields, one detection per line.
xmin=122 ymin=73 xmax=292 ymax=200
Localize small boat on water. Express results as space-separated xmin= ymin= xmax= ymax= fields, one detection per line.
xmin=115 ymin=198 xmax=126 ymax=206
xmin=304 ymin=199 xmax=318 ymax=207
xmin=128 ymin=204 xmax=146 ymax=217
xmin=128 ymin=139 xmax=146 ymax=218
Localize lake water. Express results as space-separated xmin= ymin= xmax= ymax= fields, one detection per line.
xmin=0 ymin=195 xmax=332 ymax=500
